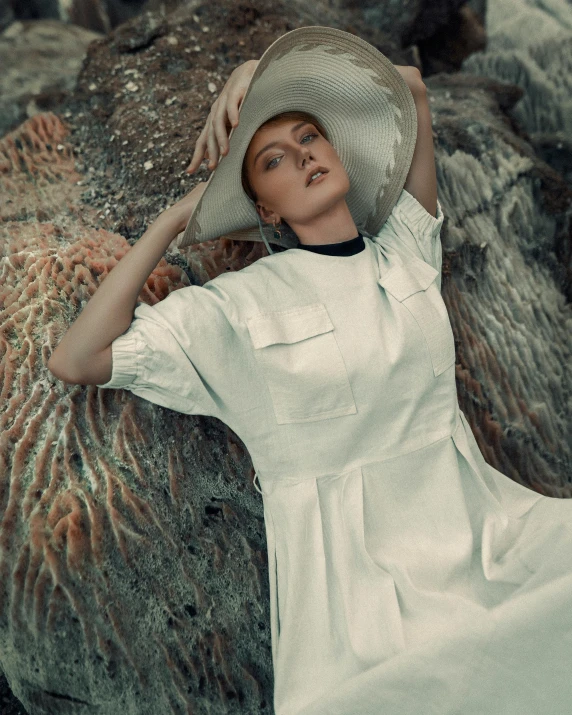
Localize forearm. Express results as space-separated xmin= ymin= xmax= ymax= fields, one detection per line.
xmin=48 ymin=210 xmax=181 ymax=374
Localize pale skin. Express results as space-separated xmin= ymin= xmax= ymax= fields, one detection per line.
xmin=244 ymin=119 xmax=359 ymax=247
xmin=186 ymin=61 xmax=436 ymax=221
xmin=47 ymin=59 xmax=433 ymax=385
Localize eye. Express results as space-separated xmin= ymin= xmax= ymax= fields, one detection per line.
xmin=266 ymin=133 xmax=318 ymax=169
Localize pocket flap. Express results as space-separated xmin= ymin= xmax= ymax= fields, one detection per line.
xmin=377 ymin=258 xmax=438 ymax=301
xmin=246 ymin=303 xmax=334 ymax=349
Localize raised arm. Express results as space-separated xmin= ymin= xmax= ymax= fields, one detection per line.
xmin=394 ymin=66 xmax=438 ymax=218
xmin=47 ymin=183 xmax=207 ymax=385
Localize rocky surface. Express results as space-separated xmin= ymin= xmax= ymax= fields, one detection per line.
xmin=0 ymin=0 xmax=149 ymax=34
xmin=0 ymin=671 xmax=27 ymax=714
xmin=1 ymin=0 xmax=571 ymax=713
xmin=460 ymin=0 xmax=572 ymax=186
xmin=0 ymin=20 xmax=103 ymax=138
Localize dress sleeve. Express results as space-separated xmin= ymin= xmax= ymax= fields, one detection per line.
xmin=96 ymin=282 xmax=242 ymax=421
xmin=372 ymin=188 xmax=445 ymax=290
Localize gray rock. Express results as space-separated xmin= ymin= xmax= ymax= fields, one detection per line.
xmin=0 ymin=19 xmax=102 ymax=137
xmin=461 ymin=0 xmax=572 ymax=185
xmin=2 ymin=0 xmax=150 ymax=34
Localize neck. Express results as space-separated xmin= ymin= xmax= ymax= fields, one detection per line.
xmin=288 ymin=200 xmax=359 ymax=246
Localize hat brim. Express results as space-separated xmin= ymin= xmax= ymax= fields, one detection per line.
xmin=178 ymin=25 xmax=417 ymax=251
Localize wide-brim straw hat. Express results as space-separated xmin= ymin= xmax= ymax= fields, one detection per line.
xmin=177 ymin=25 xmax=418 ymax=254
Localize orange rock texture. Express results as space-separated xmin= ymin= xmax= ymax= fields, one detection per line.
xmin=1 ymin=113 xmax=273 ymax=713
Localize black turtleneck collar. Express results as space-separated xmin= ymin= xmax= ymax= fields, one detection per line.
xmin=296 ymin=233 xmax=365 ymax=256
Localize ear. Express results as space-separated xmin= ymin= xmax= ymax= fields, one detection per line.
xmin=257 ymin=204 xmax=280 ymax=225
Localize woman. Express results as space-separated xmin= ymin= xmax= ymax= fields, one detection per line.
xmin=48 ymin=26 xmax=572 ymax=715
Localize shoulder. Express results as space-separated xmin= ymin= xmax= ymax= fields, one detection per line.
xmin=383 ymin=188 xmax=445 ymax=237
xmin=198 ymin=253 xmax=288 ymax=321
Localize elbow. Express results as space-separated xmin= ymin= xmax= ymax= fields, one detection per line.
xmin=48 ymin=346 xmax=113 ymax=385
xmin=47 ymin=355 xmax=82 ymax=384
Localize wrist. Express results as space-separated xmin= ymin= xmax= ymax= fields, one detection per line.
xmin=157 ymin=207 xmax=188 ymax=237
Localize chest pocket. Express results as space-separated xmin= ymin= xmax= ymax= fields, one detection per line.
xmin=378 ymin=257 xmax=455 ymax=377
xmin=246 ymin=303 xmax=357 ymax=425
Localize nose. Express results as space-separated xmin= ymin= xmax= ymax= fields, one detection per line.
xmin=299 ymin=145 xmax=314 ymax=167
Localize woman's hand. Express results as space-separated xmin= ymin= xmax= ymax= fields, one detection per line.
xmin=185 ymin=59 xmax=259 ymax=175
xmin=163 ymin=179 xmax=211 ymax=235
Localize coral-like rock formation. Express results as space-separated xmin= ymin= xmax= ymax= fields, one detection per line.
xmin=425 ymin=65 xmax=572 ymax=490
xmin=1 ymin=0 xmax=571 ymax=713
xmin=1 ymin=114 xmax=272 ymax=714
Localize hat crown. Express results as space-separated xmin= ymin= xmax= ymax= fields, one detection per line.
xmin=178 ymin=26 xmax=418 ymax=252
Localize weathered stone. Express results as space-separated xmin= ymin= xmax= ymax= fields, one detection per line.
xmin=461 ymin=0 xmax=572 ymax=186
xmin=0 ymin=20 xmax=103 ymax=137
xmin=424 ymin=72 xmax=571 ymax=491
xmin=4 ymin=0 xmax=150 ymax=34
xmin=1 ymin=112 xmax=273 ymax=714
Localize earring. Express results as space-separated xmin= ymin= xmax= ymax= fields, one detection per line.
xmin=272 ymin=220 xmax=282 ymax=241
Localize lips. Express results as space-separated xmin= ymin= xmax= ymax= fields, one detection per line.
xmin=306 ymin=167 xmax=329 ymax=187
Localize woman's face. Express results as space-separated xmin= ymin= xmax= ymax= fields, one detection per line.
xmin=244 ymin=118 xmax=351 ymax=233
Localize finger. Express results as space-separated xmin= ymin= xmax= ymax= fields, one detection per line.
xmin=186 ymin=125 xmax=208 ymax=173
xmin=212 ymin=107 xmax=231 ymax=158
xmin=186 ymin=143 xmax=204 ymax=174
xmin=197 ymin=115 xmax=213 ymax=171
xmin=227 ymin=93 xmax=241 ymax=130
xmin=206 ymin=120 xmax=219 ymax=171
xmin=187 ymin=115 xmax=214 ymax=173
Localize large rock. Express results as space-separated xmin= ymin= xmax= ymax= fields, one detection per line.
xmin=1 ymin=0 xmax=150 ymax=34
xmin=1 ymin=111 xmax=273 ymax=715
xmin=0 ymin=20 xmax=102 ymax=137
xmin=1 ymin=0 xmax=571 ymax=713
xmin=330 ymin=0 xmax=487 ymax=74
xmin=460 ymin=0 xmax=572 ymax=185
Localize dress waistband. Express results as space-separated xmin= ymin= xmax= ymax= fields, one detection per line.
xmin=251 ymin=409 xmax=462 ymax=497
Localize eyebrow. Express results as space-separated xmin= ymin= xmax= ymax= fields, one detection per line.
xmin=252 ymin=121 xmax=312 ymax=168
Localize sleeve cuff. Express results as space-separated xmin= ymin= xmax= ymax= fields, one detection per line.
xmin=96 ymin=333 xmax=142 ymax=389
xmin=395 ymin=189 xmax=444 ymax=238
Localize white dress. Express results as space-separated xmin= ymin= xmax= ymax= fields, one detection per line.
xmin=98 ymin=189 xmax=572 ymax=715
